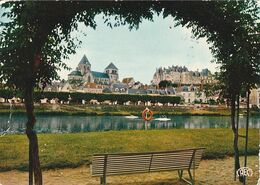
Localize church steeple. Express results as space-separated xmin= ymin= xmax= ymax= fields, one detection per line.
xmin=105 ymin=62 xmax=118 ymax=83
xmin=79 ymin=55 xmax=91 ymax=66
xmin=105 ymin=62 xmax=118 ymax=70
xmin=78 ymin=54 xmax=91 ymax=75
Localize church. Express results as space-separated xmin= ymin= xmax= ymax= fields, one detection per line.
xmin=68 ymin=55 xmax=119 ymax=85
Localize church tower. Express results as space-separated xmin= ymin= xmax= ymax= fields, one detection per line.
xmin=77 ymin=54 xmax=91 ymax=75
xmin=105 ymin=62 xmax=118 ymax=83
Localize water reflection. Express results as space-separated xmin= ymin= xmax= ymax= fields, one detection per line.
xmin=0 ymin=115 xmax=259 ymax=134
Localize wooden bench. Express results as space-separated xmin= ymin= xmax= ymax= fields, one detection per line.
xmin=91 ymin=147 xmax=205 ymax=185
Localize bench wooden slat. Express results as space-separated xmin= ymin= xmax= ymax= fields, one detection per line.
xmin=106 ymin=163 xmax=149 ymax=169
xmin=93 ymin=153 xmax=196 ymax=159
xmin=93 ymin=154 xmax=194 ymax=161
xmin=152 ymin=156 xmax=193 ymax=161
xmin=93 ymin=147 xmax=205 ymax=156
xmin=104 ymin=167 xmax=148 ymax=173
xmin=106 ymin=157 xmax=152 ymax=161
xmin=94 ymin=160 xmax=193 ymax=169
xmin=99 ymin=164 xmax=192 ymax=172
xmin=106 ymin=170 xmax=149 ymax=175
xmin=150 ymin=166 xmax=190 ymax=172
xmin=151 ymin=161 xmax=191 ymax=166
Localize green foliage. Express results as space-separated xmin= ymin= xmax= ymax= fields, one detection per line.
xmin=208 ymin=99 xmax=217 ymax=105
xmin=0 ymin=89 xmax=181 ymax=104
xmin=203 ymin=83 xmax=216 ymax=98
xmin=68 ymin=79 xmax=83 ymax=85
xmin=194 ymin=99 xmax=201 ymax=104
xmin=158 ymin=80 xmax=172 ymax=88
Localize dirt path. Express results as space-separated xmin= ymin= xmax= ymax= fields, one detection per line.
xmin=0 ymin=156 xmax=258 ymax=185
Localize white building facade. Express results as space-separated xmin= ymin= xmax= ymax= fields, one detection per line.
xmin=151 ymin=66 xmax=212 ymax=86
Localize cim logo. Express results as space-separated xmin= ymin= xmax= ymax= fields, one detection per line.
xmin=236 ymin=167 xmax=253 ymax=177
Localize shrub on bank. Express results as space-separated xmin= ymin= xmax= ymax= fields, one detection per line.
xmin=0 ymin=89 xmax=181 ymax=105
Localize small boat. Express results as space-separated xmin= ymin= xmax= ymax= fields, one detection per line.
xmin=125 ymin=115 xmax=139 ymax=119
xmin=154 ymin=118 xmax=171 ymax=121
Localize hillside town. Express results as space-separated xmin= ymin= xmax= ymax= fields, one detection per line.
xmin=1 ymin=54 xmax=259 ymax=108
xmin=36 ymin=54 xmax=259 ymax=107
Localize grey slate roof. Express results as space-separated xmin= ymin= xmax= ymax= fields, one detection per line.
xmin=112 ymin=83 xmax=128 ymax=89
xmin=128 ymin=89 xmax=147 ymax=95
xmin=105 ymin=62 xmax=118 ymax=70
xmin=91 ymin=71 xmax=109 ymax=78
xmin=102 ymin=88 xmax=112 ymax=93
xmin=79 ymin=55 xmax=91 ymax=65
xmin=68 ymin=70 xmax=82 ymax=76
xmin=201 ymin=68 xmax=210 ymax=76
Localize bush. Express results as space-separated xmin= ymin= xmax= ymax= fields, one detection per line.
xmin=208 ymin=99 xmax=217 ymax=105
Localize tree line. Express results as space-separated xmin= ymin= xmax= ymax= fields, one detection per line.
xmin=0 ymin=89 xmax=181 ymax=105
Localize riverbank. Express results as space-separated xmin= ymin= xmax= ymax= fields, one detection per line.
xmin=0 ymin=103 xmax=251 ymax=116
xmin=0 ymin=129 xmax=258 ymax=171
xmin=0 ymin=156 xmax=258 ymax=185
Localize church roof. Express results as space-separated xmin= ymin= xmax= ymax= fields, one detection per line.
xmin=79 ymin=55 xmax=91 ymax=65
xmin=105 ymin=62 xmax=118 ymax=70
xmin=92 ymin=71 xmax=109 ymax=79
xmin=68 ymin=70 xmax=82 ymax=76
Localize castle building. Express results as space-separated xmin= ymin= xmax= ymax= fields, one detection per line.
xmin=68 ymin=55 xmax=119 ymax=85
xmin=151 ymin=65 xmax=212 ymax=86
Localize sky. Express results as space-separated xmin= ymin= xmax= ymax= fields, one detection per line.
xmin=0 ymin=5 xmax=218 ymax=84
xmin=64 ymin=14 xmax=217 ymax=84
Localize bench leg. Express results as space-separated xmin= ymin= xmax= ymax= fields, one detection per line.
xmin=178 ymin=170 xmax=183 ymax=179
xmin=188 ymin=169 xmax=195 ymax=185
xmin=177 ymin=169 xmax=194 ymax=185
xmin=100 ymin=176 xmax=106 ymax=185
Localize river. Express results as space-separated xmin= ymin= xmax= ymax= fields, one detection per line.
xmin=0 ymin=114 xmax=259 ymax=134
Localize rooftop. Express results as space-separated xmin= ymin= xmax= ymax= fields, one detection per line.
xmin=79 ymin=54 xmax=91 ymax=65
xmin=105 ymin=62 xmax=118 ymax=70
xmin=91 ymin=71 xmax=109 ymax=79
xmin=68 ymin=70 xmax=82 ymax=76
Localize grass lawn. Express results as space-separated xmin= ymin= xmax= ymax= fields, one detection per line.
xmin=0 ymin=156 xmax=258 ymax=185
xmin=0 ymin=128 xmax=258 ymax=171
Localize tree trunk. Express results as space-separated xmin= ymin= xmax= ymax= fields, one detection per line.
xmin=231 ymin=95 xmax=243 ymax=182
xmin=236 ymin=96 xmax=240 ymax=135
xmin=243 ymin=89 xmax=250 ymax=185
xmin=25 ymin=85 xmax=42 ymax=185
